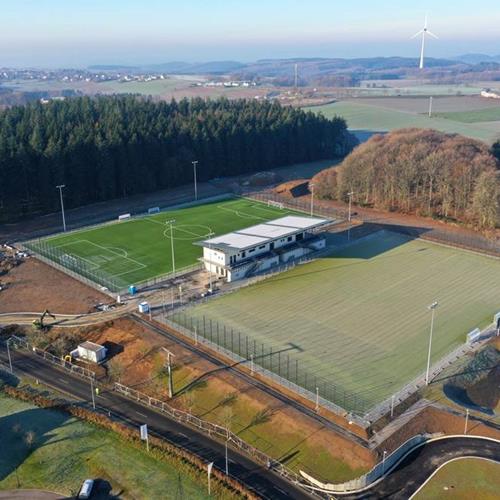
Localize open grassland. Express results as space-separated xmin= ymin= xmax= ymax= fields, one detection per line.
xmin=434 ymin=107 xmax=500 ymax=123
xmin=100 ymin=77 xmax=195 ymax=95
xmin=0 ymin=394 xmax=208 ymax=499
xmin=413 ymin=458 xmax=500 ymax=500
xmin=27 ymin=198 xmax=298 ymax=291
xmin=308 ymin=101 xmax=500 ymax=143
xmin=187 ymin=231 xmax=500 ymax=412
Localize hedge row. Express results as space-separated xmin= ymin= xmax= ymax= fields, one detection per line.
xmin=1 ymin=384 xmax=258 ymax=500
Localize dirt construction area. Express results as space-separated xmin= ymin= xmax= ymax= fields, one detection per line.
xmin=34 ymin=316 xmax=375 ymax=483
xmin=0 ymin=256 xmax=109 ymax=314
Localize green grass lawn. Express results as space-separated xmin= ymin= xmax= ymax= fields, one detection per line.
xmin=413 ymin=458 xmax=500 ymax=500
xmin=0 ymin=394 xmax=209 ymax=499
xmin=308 ymin=101 xmax=500 ymax=144
xmin=100 ymin=78 xmax=194 ymax=95
xmin=433 ymin=107 xmax=500 ymax=123
xmin=183 ymin=231 xmax=500 ymax=413
xmin=27 ymin=198 xmax=297 ymax=291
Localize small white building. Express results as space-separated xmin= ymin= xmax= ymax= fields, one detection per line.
xmin=195 ymin=215 xmax=330 ymax=282
xmin=77 ymin=341 xmax=107 ymax=364
xmin=480 ymin=89 xmax=500 ymax=99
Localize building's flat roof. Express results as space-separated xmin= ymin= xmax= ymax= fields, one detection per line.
xmin=78 ymin=341 xmax=106 ymax=353
xmin=195 ymin=215 xmax=330 ymax=252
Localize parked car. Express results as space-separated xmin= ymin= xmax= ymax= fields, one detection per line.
xmin=78 ymin=479 xmax=94 ymax=499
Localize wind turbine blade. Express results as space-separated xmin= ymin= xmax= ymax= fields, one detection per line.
xmin=424 ymin=13 xmax=428 ymax=29
xmin=411 ymin=30 xmax=424 ymax=39
xmin=426 ymin=30 xmax=439 ymax=39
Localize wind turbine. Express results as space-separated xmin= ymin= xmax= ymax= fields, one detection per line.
xmin=412 ymin=14 xmax=438 ymax=69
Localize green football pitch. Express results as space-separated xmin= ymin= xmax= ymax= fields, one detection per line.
xmin=184 ymin=231 xmax=500 ymax=413
xmin=26 ymin=198 xmax=297 ymax=291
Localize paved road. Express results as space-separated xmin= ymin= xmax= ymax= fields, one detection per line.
xmin=0 ymin=347 xmax=314 ymax=500
xmin=338 ymin=436 xmax=500 ymax=499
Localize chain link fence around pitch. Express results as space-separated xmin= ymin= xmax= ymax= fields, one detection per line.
xmin=167 ymin=311 xmax=370 ymax=422
xmin=248 ymin=191 xmax=500 ymax=257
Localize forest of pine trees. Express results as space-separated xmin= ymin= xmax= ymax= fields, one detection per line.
xmin=0 ymin=96 xmax=354 ymax=221
xmin=312 ymin=129 xmax=500 ymax=230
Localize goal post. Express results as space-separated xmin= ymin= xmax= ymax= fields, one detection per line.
xmin=267 ymin=200 xmax=284 ymax=210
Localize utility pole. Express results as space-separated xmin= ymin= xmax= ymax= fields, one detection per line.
xmin=225 ymin=439 xmax=229 ymax=475
xmin=166 ymin=219 xmax=176 ymax=277
xmin=56 ymin=184 xmax=67 ymax=232
xmin=162 ymin=347 xmax=175 ymax=398
xmin=347 ymin=191 xmax=354 ymax=222
xmin=425 ymin=301 xmax=439 ymax=385
xmin=90 ymin=378 xmax=96 ymax=410
xmin=6 ymin=338 xmax=13 ymax=373
xmin=192 ymin=160 xmax=199 ymax=201
xmin=310 ymin=183 xmax=315 ymax=217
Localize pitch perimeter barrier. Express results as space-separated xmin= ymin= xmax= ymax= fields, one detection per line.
xmin=165 ymin=311 xmax=369 ymax=424
xmin=247 ymin=191 xmax=500 ymax=257
xmin=6 ymin=335 xmax=96 ymax=380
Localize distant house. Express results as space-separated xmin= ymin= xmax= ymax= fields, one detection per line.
xmin=480 ymin=88 xmax=500 ymax=99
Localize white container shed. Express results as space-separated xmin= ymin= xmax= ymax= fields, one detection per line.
xmin=77 ymin=341 xmax=107 ymax=363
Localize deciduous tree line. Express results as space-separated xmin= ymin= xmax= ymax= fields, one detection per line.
xmin=0 ymin=96 xmax=354 ymax=221
xmin=313 ymin=129 xmax=500 ymax=230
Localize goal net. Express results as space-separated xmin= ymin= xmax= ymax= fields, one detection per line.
xmin=267 ymin=200 xmax=284 ymax=210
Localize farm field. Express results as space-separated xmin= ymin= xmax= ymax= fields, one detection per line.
xmin=184 ymin=231 xmax=500 ymax=413
xmin=26 ymin=198 xmax=299 ymax=291
xmin=434 ymin=107 xmax=500 ymax=123
xmin=0 ymin=394 xmax=208 ymax=498
xmin=308 ymin=100 xmax=500 ymax=143
xmin=413 ymin=458 xmax=500 ymax=500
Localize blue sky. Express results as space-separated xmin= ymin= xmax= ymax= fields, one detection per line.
xmin=1 ymin=0 xmax=499 ymax=67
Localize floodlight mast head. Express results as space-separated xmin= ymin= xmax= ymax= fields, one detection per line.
xmin=411 ymin=14 xmax=438 ymax=70
xmin=428 ymin=301 xmax=439 ymax=311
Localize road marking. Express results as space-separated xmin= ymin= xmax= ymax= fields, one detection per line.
xmin=58 ymin=378 xmax=70 ymax=384
xmin=178 ymin=432 xmax=188 ymax=439
xmin=135 ymin=411 xmax=148 ymax=418
xmin=274 ymin=487 xmax=287 ymax=495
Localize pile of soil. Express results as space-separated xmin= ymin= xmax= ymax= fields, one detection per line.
xmin=273 ymin=179 xmax=310 ymax=198
xmin=467 ymin=364 xmax=500 ymax=410
xmin=443 ymin=346 xmax=500 ymax=413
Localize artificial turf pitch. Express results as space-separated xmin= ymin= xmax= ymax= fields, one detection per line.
xmin=27 ymin=198 xmax=297 ymax=291
xmin=186 ymin=230 xmax=500 ymax=412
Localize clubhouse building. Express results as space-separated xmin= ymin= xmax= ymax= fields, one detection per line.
xmin=195 ymin=215 xmax=330 ymax=282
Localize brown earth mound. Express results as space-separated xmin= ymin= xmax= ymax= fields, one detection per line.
xmin=273 ymin=179 xmax=310 ymax=198
xmin=467 ymin=365 xmax=500 ymax=410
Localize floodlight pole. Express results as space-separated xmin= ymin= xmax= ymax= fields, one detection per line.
xmin=162 ymin=347 xmax=175 ymax=398
xmin=166 ymin=219 xmax=176 ymax=277
xmin=207 ymin=232 xmax=215 ymax=292
xmin=382 ymin=450 xmax=387 ymax=475
xmin=192 ymin=160 xmax=199 ymax=201
xmin=250 ymin=354 xmax=254 ymax=375
xmin=428 ymin=96 xmax=433 ymax=118
xmin=56 ymin=184 xmax=67 ymax=232
xmin=310 ymin=183 xmax=315 ymax=217
xmin=390 ymin=395 xmax=395 ymax=418
xmin=464 ymin=409 xmax=469 ymax=434
xmin=425 ymin=301 xmax=439 ymax=385
xmin=315 ymin=386 xmax=319 ymax=412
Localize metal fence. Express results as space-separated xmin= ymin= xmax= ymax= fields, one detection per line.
xmin=165 ymin=312 xmax=369 ymax=425
xmin=112 ymin=382 xmax=320 ymax=497
xmin=7 ymin=335 xmax=96 ymax=380
xmin=300 ymin=434 xmax=429 ymax=493
xmin=248 ymin=191 xmax=500 ymax=257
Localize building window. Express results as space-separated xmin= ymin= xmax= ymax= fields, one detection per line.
xmin=287 ymin=236 xmax=292 ymax=242
xmin=242 ymin=251 xmax=246 ymax=258
xmin=259 ymin=245 xmax=266 ymax=249
xmin=249 ymin=248 xmax=255 ymax=253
